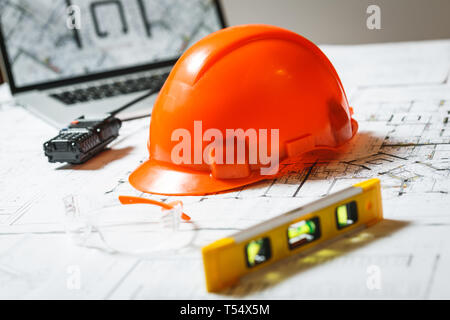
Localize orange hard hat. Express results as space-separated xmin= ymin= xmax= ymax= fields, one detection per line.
xmin=129 ymin=24 xmax=358 ymax=196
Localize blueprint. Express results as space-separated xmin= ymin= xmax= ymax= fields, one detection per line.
xmin=0 ymin=39 xmax=449 ymax=299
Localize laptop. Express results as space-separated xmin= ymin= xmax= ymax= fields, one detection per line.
xmin=0 ymin=0 xmax=226 ymax=127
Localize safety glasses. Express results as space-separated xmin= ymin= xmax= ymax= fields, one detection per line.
xmin=62 ymin=194 xmax=195 ymax=257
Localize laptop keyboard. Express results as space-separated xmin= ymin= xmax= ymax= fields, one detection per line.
xmin=49 ymin=72 xmax=170 ymax=105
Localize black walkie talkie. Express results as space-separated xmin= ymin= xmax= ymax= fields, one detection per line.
xmin=43 ymin=114 xmax=122 ymax=164
xmin=43 ymin=87 xmax=158 ymax=165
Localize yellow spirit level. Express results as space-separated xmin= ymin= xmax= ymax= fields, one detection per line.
xmin=202 ymin=178 xmax=383 ymax=292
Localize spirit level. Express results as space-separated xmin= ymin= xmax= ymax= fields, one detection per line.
xmin=202 ymin=178 xmax=383 ymax=292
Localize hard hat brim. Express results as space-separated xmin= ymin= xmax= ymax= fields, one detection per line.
xmin=129 ymin=159 xmax=267 ymax=196
xmin=130 ymin=119 xmax=358 ymax=196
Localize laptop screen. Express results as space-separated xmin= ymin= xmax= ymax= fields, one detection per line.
xmin=0 ymin=0 xmax=224 ymax=89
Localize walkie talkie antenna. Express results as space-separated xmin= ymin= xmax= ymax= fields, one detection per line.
xmin=109 ymin=88 xmax=158 ymax=117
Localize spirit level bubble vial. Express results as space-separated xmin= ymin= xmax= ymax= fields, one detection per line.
xmin=201 ymin=178 xmax=383 ymax=292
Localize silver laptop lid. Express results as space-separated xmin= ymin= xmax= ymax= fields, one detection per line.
xmin=0 ymin=0 xmax=225 ymax=93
